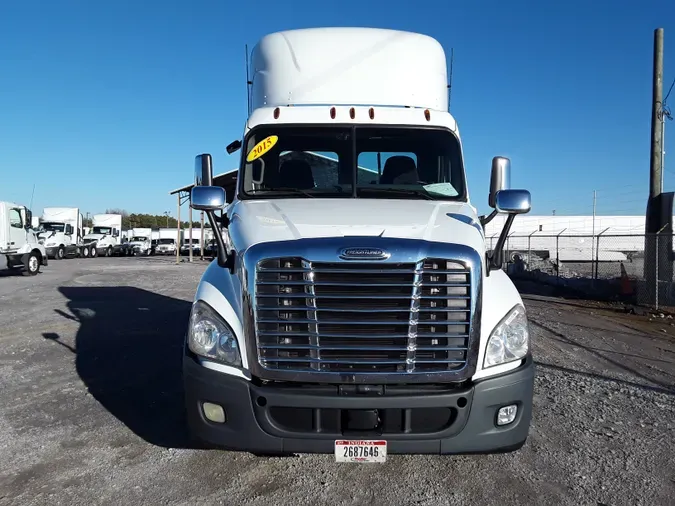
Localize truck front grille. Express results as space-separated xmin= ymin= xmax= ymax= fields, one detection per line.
xmin=254 ymin=257 xmax=471 ymax=375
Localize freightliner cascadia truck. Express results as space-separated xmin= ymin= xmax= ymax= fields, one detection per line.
xmin=183 ymin=27 xmax=533 ymax=462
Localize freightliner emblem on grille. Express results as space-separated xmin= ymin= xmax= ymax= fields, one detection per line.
xmin=338 ymin=247 xmax=391 ymax=260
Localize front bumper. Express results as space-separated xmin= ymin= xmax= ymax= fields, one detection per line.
xmin=184 ymin=354 xmax=534 ymax=455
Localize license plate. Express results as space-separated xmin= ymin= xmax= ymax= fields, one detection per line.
xmin=335 ymin=440 xmax=387 ymax=463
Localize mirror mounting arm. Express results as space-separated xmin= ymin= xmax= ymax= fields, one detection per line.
xmin=480 ymin=209 xmax=498 ymax=227
xmin=206 ymin=210 xmax=234 ymax=273
xmin=487 ymin=213 xmax=516 ymax=273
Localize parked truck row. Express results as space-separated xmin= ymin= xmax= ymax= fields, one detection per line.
xmin=2 ymin=201 xmax=217 ymax=274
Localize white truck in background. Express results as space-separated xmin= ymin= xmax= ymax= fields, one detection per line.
xmin=1 ymin=201 xmax=48 ymax=275
xmin=183 ymin=28 xmax=533 ymax=460
xmin=128 ymin=227 xmax=152 ymax=256
xmin=155 ymin=228 xmax=179 ymax=255
xmin=82 ymin=214 xmax=123 ymax=257
xmin=37 ymin=207 xmax=84 ymax=260
xmin=181 ymin=228 xmax=207 ymax=255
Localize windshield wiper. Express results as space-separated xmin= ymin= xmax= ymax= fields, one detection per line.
xmin=249 ymin=187 xmax=317 ymax=198
xmin=357 ymin=187 xmax=435 ymax=200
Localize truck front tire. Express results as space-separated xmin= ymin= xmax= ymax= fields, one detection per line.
xmin=90 ymin=246 xmax=98 ymax=258
xmin=57 ymin=246 xmax=65 ymax=260
xmin=23 ymin=251 xmax=41 ymax=276
xmin=106 ymin=246 xmax=113 ymax=257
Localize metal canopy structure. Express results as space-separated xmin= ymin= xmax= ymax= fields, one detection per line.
xmin=168 ymin=169 xmax=237 ymax=264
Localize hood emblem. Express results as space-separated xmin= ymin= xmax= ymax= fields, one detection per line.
xmin=339 ymin=247 xmax=390 ymax=260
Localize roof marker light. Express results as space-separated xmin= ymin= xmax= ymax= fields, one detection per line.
xmin=330 ymin=107 xmax=336 ymax=119
xmin=369 ymin=107 xmax=375 ymax=119
xmin=424 ymin=109 xmax=431 ymax=121
xmin=273 ymin=107 xmax=280 ymax=119
xmin=349 ymin=107 xmax=355 ymax=119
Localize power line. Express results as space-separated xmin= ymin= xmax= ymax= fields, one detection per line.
xmin=665 ymin=76 xmax=675 ymax=104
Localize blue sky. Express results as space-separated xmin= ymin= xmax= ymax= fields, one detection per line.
xmin=1 ymin=0 xmax=674 ymax=218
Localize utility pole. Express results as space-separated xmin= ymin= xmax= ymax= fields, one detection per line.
xmin=645 ymin=28 xmax=674 ymax=306
xmin=649 ymin=28 xmax=664 ymax=200
xmin=591 ymin=190 xmax=597 ymax=277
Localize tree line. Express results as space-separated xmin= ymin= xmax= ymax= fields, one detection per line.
xmin=81 ymin=209 xmax=210 ymax=230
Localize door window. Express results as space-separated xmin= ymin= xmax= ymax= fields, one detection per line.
xmin=9 ymin=209 xmax=23 ymax=229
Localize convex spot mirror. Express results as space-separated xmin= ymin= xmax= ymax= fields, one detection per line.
xmin=195 ymin=153 xmax=213 ymax=187
xmin=495 ymin=189 xmax=531 ymax=214
xmin=489 ymin=156 xmax=511 ymax=208
xmin=191 ymin=186 xmax=226 ymax=211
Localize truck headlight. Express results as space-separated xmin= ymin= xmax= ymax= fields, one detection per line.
xmin=46 ymin=242 xmax=56 ymax=247
xmin=188 ymin=300 xmax=241 ymax=367
xmin=483 ymin=305 xmax=529 ymax=368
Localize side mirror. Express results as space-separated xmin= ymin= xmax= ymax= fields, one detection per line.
xmin=191 ymin=185 xmax=226 ymax=211
xmin=24 ymin=209 xmax=33 ymax=230
xmin=195 ymin=154 xmax=213 ymax=186
xmin=495 ymin=189 xmax=531 ymax=215
xmin=113 ymin=229 xmax=119 ymax=237
xmin=226 ymin=140 xmax=242 ymax=155
xmin=489 ymin=156 xmax=511 ymax=208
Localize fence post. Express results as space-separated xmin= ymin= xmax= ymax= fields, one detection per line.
xmin=556 ymin=228 xmax=566 ymax=285
xmin=656 ymin=232 xmax=659 ymax=310
xmin=528 ymin=230 xmax=538 ymax=267
xmin=594 ymin=228 xmax=610 ymax=281
xmin=654 ymin=224 xmax=668 ymax=310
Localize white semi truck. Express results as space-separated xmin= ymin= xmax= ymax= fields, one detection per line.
xmin=155 ymin=228 xmax=179 ymax=255
xmin=1 ymin=201 xmax=48 ymax=275
xmin=82 ymin=214 xmax=123 ymax=257
xmin=38 ymin=207 xmax=84 ymax=260
xmin=128 ymin=227 xmax=152 ymax=256
xmin=183 ymin=28 xmax=532 ymax=460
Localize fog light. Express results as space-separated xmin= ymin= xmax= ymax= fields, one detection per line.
xmin=203 ymin=402 xmax=226 ymax=423
xmin=497 ymin=404 xmax=518 ymax=426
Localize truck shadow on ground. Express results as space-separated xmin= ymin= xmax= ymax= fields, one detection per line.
xmin=45 ymin=286 xmax=194 ymax=449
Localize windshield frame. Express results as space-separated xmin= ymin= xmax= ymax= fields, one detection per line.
xmin=92 ymin=226 xmax=113 ymax=235
xmin=237 ymin=123 xmax=467 ymax=202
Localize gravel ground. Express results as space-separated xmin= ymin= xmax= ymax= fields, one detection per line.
xmin=0 ymin=257 xmax=673 ymax=506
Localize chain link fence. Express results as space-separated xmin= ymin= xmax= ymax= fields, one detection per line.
xmin=487 ymin=233 xmax=675 ymax=308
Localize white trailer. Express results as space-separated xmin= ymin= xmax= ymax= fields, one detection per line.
xmin=0 ymin=201 xmax=48 ymax=275
xmin=82 ymin=214 xmax=123 ymax=257
xmin=183 ymin=27 xmax=534 ymax=458
xmin=38 ymin=207 xmax=84 ymax=260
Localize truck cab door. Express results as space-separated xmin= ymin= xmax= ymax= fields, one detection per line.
xmin=9 ymin=208 xmax=26 ymax=251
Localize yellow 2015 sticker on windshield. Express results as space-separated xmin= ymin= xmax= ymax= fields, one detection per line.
xmin=246 ymin=135 xmax=278 ymax=162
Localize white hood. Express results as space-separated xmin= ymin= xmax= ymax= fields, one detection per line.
xmin=230 ymin=199 xmax=485 ymax=253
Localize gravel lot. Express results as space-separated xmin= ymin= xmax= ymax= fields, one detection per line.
xmin=0 ymin=257 xmax=673 ymax=505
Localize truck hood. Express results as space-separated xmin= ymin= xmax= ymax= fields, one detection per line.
xmin=231 ymin=199 xmax=486 ymax=253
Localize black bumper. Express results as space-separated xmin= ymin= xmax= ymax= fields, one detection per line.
xmin=184 ymin=354 xmax=534 ymax=455
xmin=44 ymin=246 xmax=58 ymax=258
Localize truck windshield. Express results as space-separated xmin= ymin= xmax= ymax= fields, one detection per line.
xmin=131 ymin=236 xmax=147 ymax=242
xmin=158 ymin=238 xmax=174 ymax=244
xmin=93 ymin=226 xmax=112 ymax=234
xmin=40 ymin=222 xmax=65 ymax=232
xmin=240 ymin=125 xmax=465 ymax=200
